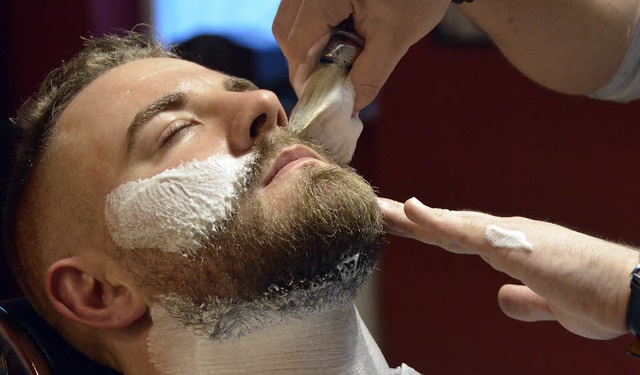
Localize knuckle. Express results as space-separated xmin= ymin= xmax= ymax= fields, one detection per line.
xmin=461 ymin=218 xmax=476 ymax=240
xmin=271 ymin=22 xmax=285 ymax=42
xmin=286 ymin=33 xmax=299 ymax=50
xmin=457 ymin=212 xmax=481 ymax=246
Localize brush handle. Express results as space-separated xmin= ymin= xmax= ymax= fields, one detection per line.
xmin=332 ymin=17 xmax=364 ymax=48
xmin=287 ymin=17 xmax=365 ymax=163
xmin=319 ymin=17 xmax=364 ymax=70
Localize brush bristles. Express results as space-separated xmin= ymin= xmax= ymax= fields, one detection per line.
xmin=288 ymin=64 xmax=348 ymax=135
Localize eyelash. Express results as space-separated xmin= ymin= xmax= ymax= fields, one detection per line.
xmin=161 ymin=120 xmax=197 ymax=147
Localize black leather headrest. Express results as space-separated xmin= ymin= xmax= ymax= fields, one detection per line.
xmin=0 ymin=298 xmax=120 ymax=374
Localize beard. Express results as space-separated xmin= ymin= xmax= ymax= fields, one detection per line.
xmin=111 ymin=130 xmax=384 ymax=339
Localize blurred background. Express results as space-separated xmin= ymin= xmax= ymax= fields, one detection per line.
xmin=2 ymin=1 xmax=640 ymax=373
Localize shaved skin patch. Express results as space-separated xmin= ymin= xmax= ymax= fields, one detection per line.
xmin=104 ymin=153 xmax=254 ymax=254
xmin=484 ymin=224 xmax=534 ymax=251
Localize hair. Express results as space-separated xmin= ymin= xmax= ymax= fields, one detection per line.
xmin=3 ymin=30 xmax=178 ymax=332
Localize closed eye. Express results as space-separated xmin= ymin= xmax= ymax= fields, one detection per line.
xmin=160 ymin=120 xmax=198 ymax=147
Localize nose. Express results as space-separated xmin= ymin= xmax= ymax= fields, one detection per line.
xmin=224 ymin=89 xmax=287 ymax=153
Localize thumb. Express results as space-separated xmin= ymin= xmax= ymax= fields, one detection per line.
xmin=498 ymin=284 xmax=556 ymax=322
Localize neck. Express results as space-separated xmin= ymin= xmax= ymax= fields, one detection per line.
xmin=141 ymin=303 xmax=389 ymax=375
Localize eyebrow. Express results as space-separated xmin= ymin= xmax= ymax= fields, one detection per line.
xmin=125 ymin=77 xmax=257 ymax=152
xmin=224 ymin=76 xmax=259 ymax=92
xmin=127 ymin=92 xmax=188 ymax=151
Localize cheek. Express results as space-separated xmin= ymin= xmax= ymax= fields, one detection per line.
xmin=104 ymin=153 xmax=254 ymax=254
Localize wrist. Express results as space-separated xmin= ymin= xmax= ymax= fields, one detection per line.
xmin=626 ymin=257 xmax=640 ymax=357
xmin=627 ymin=263 xmax=640 ymax=337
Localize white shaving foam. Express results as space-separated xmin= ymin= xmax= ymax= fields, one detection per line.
xmin=301 ymin=78 xmax=362 ymax=163
xmin=484 ymin=224 xmax=533 ymax=251
xmin=104 ymin=153 xmax=253 ymax=253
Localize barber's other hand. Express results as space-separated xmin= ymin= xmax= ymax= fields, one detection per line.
xmin=378 ymin=197 xmax=640 ymax=340
xmin=272 ymin=0 xmax=451 ymax=112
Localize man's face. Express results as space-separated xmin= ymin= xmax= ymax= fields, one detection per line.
xmin=53 ymin=57 xmax=382 ymax=337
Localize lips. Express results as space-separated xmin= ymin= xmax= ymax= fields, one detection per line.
xmin=261 ymin=145 xmax=325 ymax=187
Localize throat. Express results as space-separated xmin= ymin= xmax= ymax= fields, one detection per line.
xmin=147 ymin=303 xmax=389 ymax=375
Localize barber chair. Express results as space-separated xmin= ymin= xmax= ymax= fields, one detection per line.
xmin=0 ymin=298 xmax=119 ymax=374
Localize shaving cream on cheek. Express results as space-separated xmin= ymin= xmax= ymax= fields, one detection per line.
xmin=104 ymin=153 xmax=254 ymax=254
xmin=484 ymin=224 xmax=533 ymax=251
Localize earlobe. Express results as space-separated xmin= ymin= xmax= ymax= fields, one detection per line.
xmin=46 ymin=257 xmax=147 ymax=329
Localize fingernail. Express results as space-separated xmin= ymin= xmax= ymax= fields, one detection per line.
xmin=376 ymin=197 xmax=395 ymax=209
xmin=406 ymin=197 xmax=425 ymax=207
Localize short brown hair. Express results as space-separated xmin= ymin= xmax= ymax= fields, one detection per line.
xmin=4 ymin=30 xmax=177 ymax=318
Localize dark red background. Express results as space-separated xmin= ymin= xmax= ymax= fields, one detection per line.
xmin=373 ymin=38 xmax=640 ymax=374
xmin=0 ymin=0 xmax=142 ymax=298
xmin=3 ymin=1 xmax=640 ymax=373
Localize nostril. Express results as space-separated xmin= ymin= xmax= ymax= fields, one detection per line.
xmin=250 ymin=113 xmax=267 ymax=138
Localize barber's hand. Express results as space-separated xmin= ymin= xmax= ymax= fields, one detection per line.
xmin=272 ymin=0 xmax=451 ymax=111
xmin=378 ymin=196 xmax=640 ymax=340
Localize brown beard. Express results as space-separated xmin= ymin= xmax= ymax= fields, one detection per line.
xmin=111 ymin=130 xmax=384 ymax=337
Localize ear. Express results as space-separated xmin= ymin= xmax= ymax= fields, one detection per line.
xmin=45 ymin=257 xmax=147 ymax=329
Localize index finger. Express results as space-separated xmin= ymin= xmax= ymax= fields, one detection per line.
xmin=377 ymin=197 xmax=426 ymax=239
xmin=403 ymin=197 xmax=490 ymax=254
xmin=378 ymin=197 xmax=473 ymax=252
xmin=272 ymin=0 xmax=303 ymax=52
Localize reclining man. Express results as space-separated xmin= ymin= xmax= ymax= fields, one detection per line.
xmin=4 ymin=32 xmax=417 ymax=374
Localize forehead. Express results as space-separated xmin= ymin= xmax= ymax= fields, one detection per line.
xmin=51 ymin=57 xmax=230 ymax=191
xmin=63 ymin=58 xmax=227 ymax=139
xmin=58 ymin=57 xmax=226 ymax=137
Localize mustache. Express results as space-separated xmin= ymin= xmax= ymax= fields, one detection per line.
xmin=202 ymin=128 xmax=340 ymax=242
xmin=241 ymin=129 xmax=339 ymax=192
